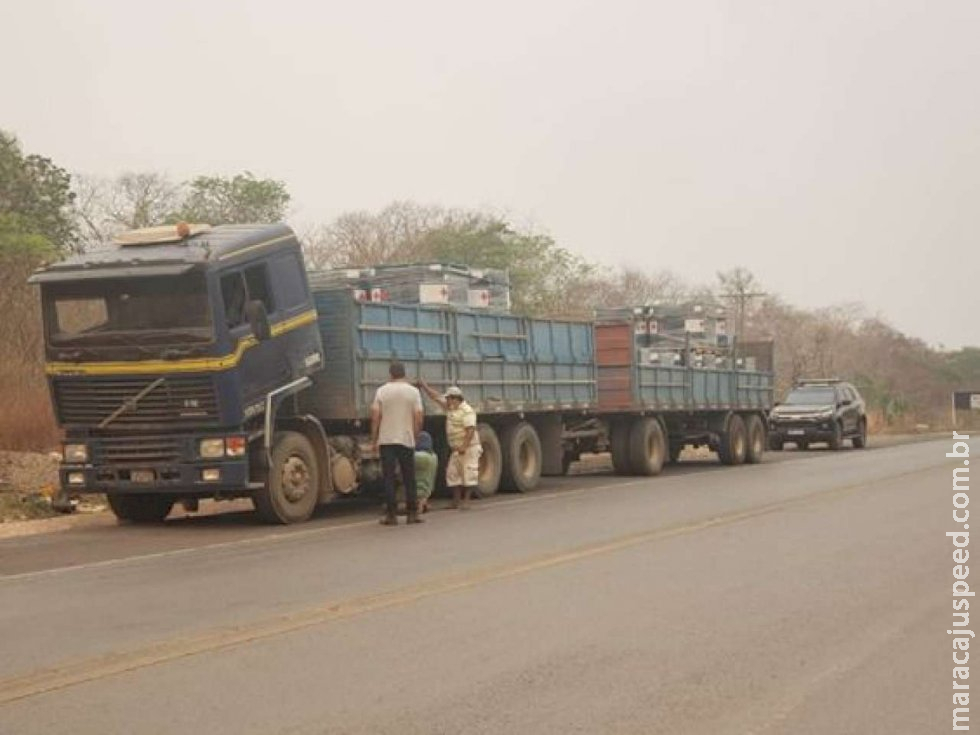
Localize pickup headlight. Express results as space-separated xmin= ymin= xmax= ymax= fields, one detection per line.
xmin=63 ymin=444 xmax=88 ymax=463
xmin=199 ymin=438 xmax=226 ymax=459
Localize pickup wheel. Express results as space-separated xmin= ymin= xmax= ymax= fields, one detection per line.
xmin=768 ymin=436 xmax=784 ymax=451
xmin=107 ymin=494 xmax=174 ymax=523
xmin=828 ymin=422 xmax=843 ymax=451
xmin=667 ymin=444 xmax=683 ymax=465
xmin=499 ymin=422 xmax=542 ymax=493
xmin=610 ymin=421 xmax=632 ymax=476
xmin=476 ymin=423 xmax=503 ymax=497
xmin=628 ymin=418 xmax=666 ymax=476
xmin=718 ymin=414 xmax=748 ymax=466
xmin=253 ymin=431 xmax=319 ymax=524
xmin=744 ymin=415 xmax=766 ymax=464
xmin=852 ymin=420 xmax=868 ymax=449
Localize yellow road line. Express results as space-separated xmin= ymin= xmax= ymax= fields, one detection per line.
xmin=0 ymin=461 xmax=941 ymax=706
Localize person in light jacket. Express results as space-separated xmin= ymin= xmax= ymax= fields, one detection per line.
xmin=418 ymin=381 xmax=481 ymax=509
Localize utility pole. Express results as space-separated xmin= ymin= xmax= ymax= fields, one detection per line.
xmin=716 ymin=267 xmax=766 ymax=342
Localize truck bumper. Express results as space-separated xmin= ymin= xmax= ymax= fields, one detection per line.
xmin=59 ymin=460 xmax=251 ymax=496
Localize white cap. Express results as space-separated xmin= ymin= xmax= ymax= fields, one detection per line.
xmin=444 ymin=386 xmax=464 ymax=399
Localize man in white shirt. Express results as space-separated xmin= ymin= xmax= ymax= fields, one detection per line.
xmin=371 ymin=362 xmax=424 ymax=526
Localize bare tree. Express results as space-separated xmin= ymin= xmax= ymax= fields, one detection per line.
xmin=74 ymin=172 xmax=182 ymax=250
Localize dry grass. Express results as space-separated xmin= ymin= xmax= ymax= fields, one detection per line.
xmin=0 ymin=360 xmax=59 ymax=452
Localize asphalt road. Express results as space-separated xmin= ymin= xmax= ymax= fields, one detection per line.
xmin=0 ymin=438 xmax=954 ymax=734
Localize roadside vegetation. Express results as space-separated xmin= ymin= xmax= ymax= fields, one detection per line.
xmin=2 ymin=128 xmax=978 ymax=463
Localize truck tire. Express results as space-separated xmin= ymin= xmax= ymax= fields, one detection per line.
xmin=628 ymin=418 xmax=666 ymax=476
xmin=718 ymin=414 xmax=748 ymax=466
xmin=828 ymin=422 xmax=843 ymax=451
xmin=744 ymin=415 xmax=766 ymax=464
xmin=610 ymin=421 xmax=632 ymax=476
xmin=253 ymin=431 xmax=320 ymax=524
xmin=476 ymin=423 xmax=503 ymax=497
xmin=852 ymin=420 xmax=867 ymax=449
xmin=500 ymin=422 xmax=542 ymax=493
xmin=107 ymin=494 xmax=174 ymax=523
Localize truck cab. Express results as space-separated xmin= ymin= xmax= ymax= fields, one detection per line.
xmin=31 ymin=223 xmax=325 ymax=523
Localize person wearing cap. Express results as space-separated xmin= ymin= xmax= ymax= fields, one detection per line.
xmin=413 ymin=431 xmax=438 ymax=514
xmin=372 ymin=362 xmax=424 ymax=526
xmin=418 ymin=380 xmax=481 ymax=509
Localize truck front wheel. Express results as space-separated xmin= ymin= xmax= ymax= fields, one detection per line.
xmin=107 ymin=494 xmax=174 ymax=523
xmin=253 ymin=431 xmax=320 ymax=524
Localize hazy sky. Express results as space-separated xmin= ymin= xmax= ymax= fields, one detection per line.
xmin=3 ymin=1 xmax=977 ymax=347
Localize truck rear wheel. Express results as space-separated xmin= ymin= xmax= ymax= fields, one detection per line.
xmin=107 ymin=494 xmax=174 ymax=523
xmin=610 ymin=421 xmax=632 ymax=476
xmin=253 ymin=431 xmax=319 ymax=524
xmin=744 ymin=415 xmax=766 ymax=464
xmin=628 ymin=418 xmax=666 ymax=476
xmin=476 ymin=423 xmax=503 ymax=497
xmin=500 ymin=422 xmax=542 ymax=493
xmin=718 ymin=414 xmax=748 ymax=466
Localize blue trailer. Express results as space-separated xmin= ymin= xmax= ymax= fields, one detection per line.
xmin=32 ymin=224 xmax=774 ymax=524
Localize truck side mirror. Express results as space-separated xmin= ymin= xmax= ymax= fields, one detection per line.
xmin=245 ymin=300 xmax=272 ymax=341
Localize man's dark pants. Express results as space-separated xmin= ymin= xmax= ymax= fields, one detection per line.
xmin=380 ymin=444 xmax=417 ymax=516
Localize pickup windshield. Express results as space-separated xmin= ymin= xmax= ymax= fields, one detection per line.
xmin=784 ymin=387 xmax=835 ymax=405
xmin=45 ymin=272 xmax=212 ymax=347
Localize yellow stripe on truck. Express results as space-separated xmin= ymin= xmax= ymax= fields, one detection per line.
xmin=45 ymin=310 xmax=318 ymax=376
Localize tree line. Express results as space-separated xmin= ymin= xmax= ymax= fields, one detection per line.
xmin=1 ymin=129 xmax=977 ymax=449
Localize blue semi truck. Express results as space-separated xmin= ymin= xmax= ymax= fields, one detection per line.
xmin=31 ymin=223 xmax=774 ymax=524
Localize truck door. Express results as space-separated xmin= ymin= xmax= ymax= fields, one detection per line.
xmin=220 ymin=263 xmax=290 ymax=403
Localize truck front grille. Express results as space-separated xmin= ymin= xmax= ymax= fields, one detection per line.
xmin=54 ymin=376 xmax=219 ymax=428
xmin=98 ymin=435 xmax=184 ymax=465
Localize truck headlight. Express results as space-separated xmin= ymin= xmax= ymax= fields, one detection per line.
xmin=199 ymin=438 xmax=225 ymax=458
xmin=63 ymin=444 xmax=88 ymax=463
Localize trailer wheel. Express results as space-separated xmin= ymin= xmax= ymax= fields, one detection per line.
xmin=107 ymin=494 xmax=174 ymax=523
xmin=718 ymin=414 xmax=748 ymax=466
xmin=476 ymin=423 xmax=503 ymax=497
xmin=253 ymin=431 xmax=319 ymax=524
xmin=610 ymin=421 xmax=632 ymax=476
xmin=628 ymin=418 xmax=666 ymax=476
xmin=744 ymin=415 xmax=766 ymax=464
xmin=500 ymin=422 xmax=542 ymax=493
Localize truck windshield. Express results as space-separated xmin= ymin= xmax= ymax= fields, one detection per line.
xmin=45 ymin=272 xmax=213 ymax=346
xmin=784 ymin=387 xmax=835 ymax=405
